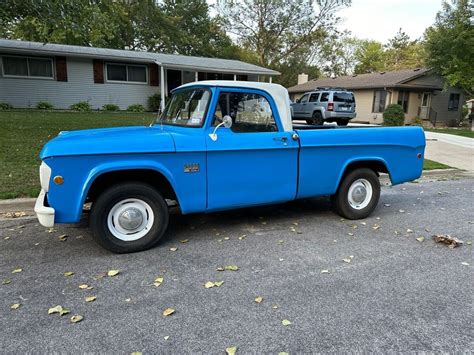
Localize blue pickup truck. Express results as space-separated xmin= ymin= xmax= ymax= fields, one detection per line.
xmin=35 ymin=81 xmax=425 ymax=253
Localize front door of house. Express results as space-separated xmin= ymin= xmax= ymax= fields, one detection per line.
xmin=419 ymin=93 xmax=432 ymax=119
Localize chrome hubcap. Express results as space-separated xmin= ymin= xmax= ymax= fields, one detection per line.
xmin=118 ymin=207 xmax=143 ymax=231
xmin=107 ymin=198 xmax=155 ymax=241
xmin=348 ymin=179 xmax=373 ymax=210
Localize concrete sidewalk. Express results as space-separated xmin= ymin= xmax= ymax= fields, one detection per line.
xmin=424 ymin=132 xmax=473 ymax=172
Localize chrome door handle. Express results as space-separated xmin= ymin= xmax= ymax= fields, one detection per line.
xmin=273 ymin=136 xmax=288 ymax=142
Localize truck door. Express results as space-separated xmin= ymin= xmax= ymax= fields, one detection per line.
xmin=205 ymin=89 xmax=298 ymax=210
xmin=306 ymin=93 xmax=320 ymax=117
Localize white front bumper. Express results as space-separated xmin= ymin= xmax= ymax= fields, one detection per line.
xmin=34 ymin=189 xmax=55 ymax=227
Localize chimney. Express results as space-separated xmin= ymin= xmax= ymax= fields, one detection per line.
xmin=297 ymin=73 xmax=308 ymax=85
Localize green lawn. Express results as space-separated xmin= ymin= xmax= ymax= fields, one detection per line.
xmin=425 ymin=128 xmax=474 ymax=139
xmin=0 ymin=110 xmax=156 ymax=199
xmin=423 ymin=159 xmax=452 ymax=170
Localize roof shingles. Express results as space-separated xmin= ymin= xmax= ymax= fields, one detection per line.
xmin=287 ymin=68 xmax=434 ymax=93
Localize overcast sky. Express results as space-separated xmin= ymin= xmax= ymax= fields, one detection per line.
xmin=337 ymin=0 xmax=443 ymax=43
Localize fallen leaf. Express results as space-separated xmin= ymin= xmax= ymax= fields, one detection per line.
xmin=125 ymin=298 xmax=131 ymax=302
xmin=224 ymin=237 xmax=230 ymax=240
xmin=399 ymin=209 xmax=405 ymax=213
xmin=79 ymin=284 xmax=90 ymax=289
xmin=226 ymin=346 xmax=237 ymax=355
xmin=360 ymin=222 xmax=366 ymax=225
xmin=407 ymin=229 xmax=413 ymax=233
xmin=169 ymin=247 xmax=178 ymax=252
xmin=384 ymin=204 xmax=391 ymax=207
xmin=48 ymin=305 xmax=70 ymax=316
xmin=70 ymin=315 xmax=83 ymax=323
xmin=343 ymin=258 xmax=351 ymax=263
xmin=348 ymin=232 xmax=354 ymax=236
xmin=12 ymin=268 xmax=22 ymax=274
xmin=180 ymin=239 xmax=189 ymax=243
xmin=255 ymin=296 xmax=263 ymax=303
xmin=279 ymin=353 xmax=289 ymax=355
xmin=162 ymin=308 xmax=175 ymax=316
xmin=85 ymin=296 xmax=96 ymax=302
xmin=130 ymin=352 xmax=142 ymax=355
xmin=278 ymin=240 xmax=284 ymax=244
xmin=153 ymin=277 xmax=164 ymax=287
xmin=107 ymin=270 xmax=120 ymax=277
xmin=373 ymin=224 xmax=380 ymax=230
xmin=164 ymin=336 xmax=170 ymax=340
xmin=282 ymin=319 xmax=292 ymax=326
xmin=214 ymin=281 xmax=224 ymax=287
xmin=3 ymin=279 xmax=12 ymax=285
xmin=432 ymin=235 xmax=463 ymax=248
xmin=416 ymin=236 xmax=425 ymax=242
xmin=10 ymin=303 xmax=21 ymax=310
xmin=64 ymin=272 xmax=74 ymax=277
xmin=272 ymin=305 xmax=279 ymax=309
xmin=461 ymin=262 xmax=470 ymax=266
xmin=467 ymin=241 xmax=472 ymax=245
xmin=224 ymin=265 xmax=239 ymax=271
xmin=58 ymin=234 xmax=68 ymax=241
xmin=321 ymin=269 xmax=329 ymax=274
xmin=238 ymin=234 xmax=247 ymax=240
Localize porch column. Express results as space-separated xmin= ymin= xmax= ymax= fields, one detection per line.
xmin=195 ymin=71 xmax=198 ymax=82
xmin=269 ymin=76 xmax=272 ymax=83
xmin=160 ymin=65 xmax=165 ymax=111
xmin=234 ymin=74 xmax=237 ymax=81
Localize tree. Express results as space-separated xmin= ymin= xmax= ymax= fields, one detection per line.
xmin=313 ymin=32 xmax=359 ymax=77
xmin=353 ymin=40 xmax=386 ymax=74
xmin=0 ymin=0 xmax=239 ymax=59
xmin=384 ymin=28 xmax=425 ymax=70
xmin=216 ymin=0 xmax=351 ymax=68
xmin=425 ymin=0 xmax=474 ymax=96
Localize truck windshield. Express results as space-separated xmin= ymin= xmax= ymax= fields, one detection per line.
xmin=157 ymin=88 xmax=211 ymax=127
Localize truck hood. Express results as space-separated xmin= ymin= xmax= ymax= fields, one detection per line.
xmin=40 ymin=126 xmax=175 ymax=159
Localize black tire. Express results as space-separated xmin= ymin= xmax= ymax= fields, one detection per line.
xmin=90 ymin=182 xmax=169 ymax=253
xmin=337 ymin=119 xmax=349 ymax=126
xmin=312 ymin=111 xmax=324 ymax=125
xmin=333 ymin=168 xmax=380 ymax=220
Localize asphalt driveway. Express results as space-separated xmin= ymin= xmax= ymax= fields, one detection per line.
xmin=1 ymin=177 xmax=473 ymax=353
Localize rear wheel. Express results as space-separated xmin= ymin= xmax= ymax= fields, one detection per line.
xmin=90 ymin=182 xmax=169 ymax=253
xmin=333 ymin=168 xmax=380 ymax=219
xmin=337 ymin=119 xmax=349 ymax=126
xmin=307 ymin=111 xmax=323 ymax=125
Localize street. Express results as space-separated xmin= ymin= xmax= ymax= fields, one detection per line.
xmin=1 ymin=177 xmax=473 ymax=353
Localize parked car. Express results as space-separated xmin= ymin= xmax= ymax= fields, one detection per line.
xmin=291 ymin=87 xmax=356 ymax=126
xmin=35 ymin=81 xmax=425 ymax=253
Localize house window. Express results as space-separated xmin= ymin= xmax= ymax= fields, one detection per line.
xmin=397 ymin=91 xmax=409 ymax=113
xmin=2 ymin=56 xmax=53 ymax=78
xmin=372 ymin=90 xmax=387 ymax=113
xmin=106 ymin=63 xmax=147 ymax=83
xmin=448 ymin=93 xmax=460 ymax=111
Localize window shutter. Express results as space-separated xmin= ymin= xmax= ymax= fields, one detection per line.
xmin=149 ymin=64 xmax=159 ymax=86
xmin=55 ymin=56 xmax=68 ymax=82
xmin=93 ymin=59 xmax=104 ymax=84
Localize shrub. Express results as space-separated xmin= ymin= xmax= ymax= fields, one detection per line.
xmin=383 ymin=104 xmax=405 ymax=126
xmin=102 ymin=103 xmax=120 ymax=111
xmin=148 ymin=93 xmax=161 ymax=112
xmin=36 ymin=101 xmax=54 ymax=110
xmin=70 ymin=101 xmax=91 ymax=112
xmin=411 ymin=116 xmax=423 ymax=126
xmin=0 ymin=102 xmax=13 ymax=110
xmin=445 ymin=118 xmax=459 ymax=127
xmin=127 ymin=104 xmax=145 ymax=112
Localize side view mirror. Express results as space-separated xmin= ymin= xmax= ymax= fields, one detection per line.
xmin=209 ymin=115 xmax=232 ymax=141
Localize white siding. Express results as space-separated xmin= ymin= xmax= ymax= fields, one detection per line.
xmin=0 ymin=57 xmax=159 ymax=109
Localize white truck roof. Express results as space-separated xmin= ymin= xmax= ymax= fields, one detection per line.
xmin=177 ymin=80 xmax=293 ymax=132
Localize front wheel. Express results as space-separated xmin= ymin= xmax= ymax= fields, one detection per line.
xmin=90 ymin=183 xmax=169 ymax=253
xmin=332 ymin=168 xmax=380 ymax=219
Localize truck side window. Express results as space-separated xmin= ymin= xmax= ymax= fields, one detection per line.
xmin=309 ymin=93 xmax=319 ymax=102
xmin=213 ymin=92 xmax=277 ymax=133
xmin=319 ymin=93 xmax=329 ymax=102
xmin=299 ymin=94 xmax=309 ymax=103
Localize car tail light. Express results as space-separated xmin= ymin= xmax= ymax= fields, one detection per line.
xmin=327 ymin=102 xmax=334 ymax=111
